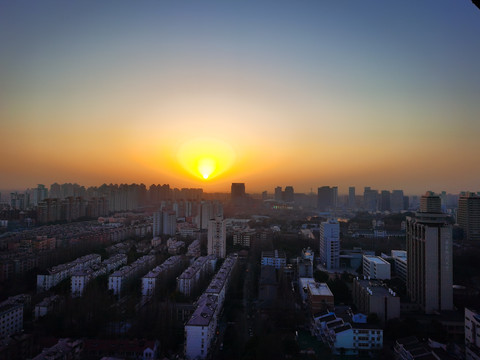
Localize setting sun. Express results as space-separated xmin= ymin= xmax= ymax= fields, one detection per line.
xmin=177 ymin=138 xmax=236 ymax=181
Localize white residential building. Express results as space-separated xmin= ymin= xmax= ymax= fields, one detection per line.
xmin=184 ymin=254 xmax=238 ymax=359
xmin=37 ymin=254 xmax=101 ymax=292
xmin=34 ymin=295 xmax=62 ymax=320
xmin=177 ymin=256 xmax=217 ymax=297
xmin=71 ymin=254 xmax=127 ymax=297
xmin=465 ymin=308 xmax=480 ymax=360
xmin=207 ymin=216 xmax=226 ymax=258
xmin=108 ymin=255 xmax=155 ymax=297
xmin=186 ymin=240 xmax=201 ymax=257
xmin=311 ymin=312 xmax=383 ymax=355
xmin=320 ymin=219 xmax=340 ymax=270
xmin=142 ymin=255 xmax=184 ymax=297
xmin=0 ymin=301 xmax=23 ymax=338
xmin=362 ymin=256 xmax=391 ymax=280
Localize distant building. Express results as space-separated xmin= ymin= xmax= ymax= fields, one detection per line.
xmin=233 ymin=229 xmax=256 ymax=248
xmin=297 ymin=248 xmax=314 ymax=278
xmin=317 ymin=186 xmax=337 ymax=211
xmin=465 ymin=308 xmax=480 ymax=360
xmin=391 ymin=190 xmax=404 ymax=213
xmin=284 ymin=186 xmax=294 ymax=202
xmin=362 ymin=255 xmax=391 ymax=280
xmin=380 ymin=190 xmax=391 ymax=212
xmin=458 ymin=192 xmax=480 ymax=242
xmin=207 ymin=216 xmax=226 ymax=258
xmin=231 ymin=183 xmax=245 ymax=203
xmin=363 ymin=187 xmax=378 ymax=212
xmin=348 ymin=187 xmax=356 ymax=209
xmin=320 ymin=219 xmax=340 ymax=270
xmin=407 ymin=192 xmax=453 ymax=314
xmin=261 ymin=250 xmax=286 ymax=269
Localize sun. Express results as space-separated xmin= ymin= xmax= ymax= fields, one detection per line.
xmin=177 ymin=138 xmax=236 ymax=181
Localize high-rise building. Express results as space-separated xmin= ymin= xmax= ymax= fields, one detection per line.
xmin=363 ymin=187 xmax=378 ymax=212
xmin=380 ymin=190 xmax=391 ymax=212
xmin=284 ymin=186 xmax=294 ymax=203
xmin=390 ymin=190 xmax=404 ymax=213
xmin=348 ymin=187 xmax=356 ymax=209
xmin=406 ymin=192 xmax=453 ymax=314
xmin=320 ymin=219 xmax=340 ymax=270
xmin=274 ymin=186 xmax=283 ymax=201
xmin=457 ymin=192 xmax=480 ymax=242
xmin=231 ymin=183 xmax=245 ymax=203
xmin=317 ymin=186 xmax=336 ymax=211
xmin=207 ymin=216 xmax=226 ymax=258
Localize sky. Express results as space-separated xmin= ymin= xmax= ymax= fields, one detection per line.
xmin=1 ymin=0 xmax=479 ymax=195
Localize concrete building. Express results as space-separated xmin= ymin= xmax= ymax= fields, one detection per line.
xmin=312 ymin=312 xmax=383 ymax=355
xmin=186 ymin=240 xmax=201 ymax=257
xmin=207 ymin=216 xmax=226 ymax=258
xmin=465 ymin=308 xmax=480 ymax=360
xmin=458 ymin=192 xmax=480 ymax=242
xmin=142 ymin=255 xmax=184 ymax=297
xmin=0 ymin=301 xmax=23 ymax=339
xmin=177 ymin=255 xmax=217 ymax=297
xmin=352 ymin=278 xmax=400 ymax=323
xmin=391 ymin=250 xmax=407 ymax=282
xmin=261 ymin=250 xmax=286 ymax=269
xmin=184 ymin=254 xmax=237 ymax=359
xmin=391 ymin=190 xmax=405 ymax=213
xmin=299 ymin=278 xmax=334 ymax=313
xmin=108 ymin=255 xmax=155 ymax=297
xmin=362 ymin=255 xmax=391 ymax=280
xmin=34 ymin=295 xmax=62 ymax=320
xmin=32 ymin=338 xmax=83 ymax=360
xmin=406 ymin=192 xmax=453 ymax=314
xmin=320 ymin=219 xmax=340 ymax=270
xmin=37 ymin=254 xmax=101 ymax=292
xmin=232 ymin=229 xmax=256 ymax=248
xmin=297 ymin=247 xmax=314 ymax=278
xmin=348 ymin=187 xmax=356 ymax=209
xmin=317 ymin=186 xmax=337 ymax=211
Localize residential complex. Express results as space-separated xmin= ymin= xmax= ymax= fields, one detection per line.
xmin=108 ymin=255 xmax=156 ymax=297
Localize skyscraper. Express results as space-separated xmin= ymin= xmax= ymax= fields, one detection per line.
xmin=406 ymin=192 xmax=453 ymax=314
xmin=320 ymin=219 xmax=340 ymax=270
xmin=274 ymin=186 xmax=283 ymax=201
xmin=364 ymin=187 xmax=378 ymax=212
xmin=457 ymin=192 xmax=480 ymax=241
xmin=348 ymin=187 xmax=356 ymax=209
xmin=207 ymin=216 xmax=226 ymax=258
xmin=380 ymin=190 xmax=391 ymax=212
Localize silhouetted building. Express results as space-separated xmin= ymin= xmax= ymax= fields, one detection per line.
xmin=458 ymin=192 xmax=480 ymax=242
xmin=207 ymin=216 xmax=226 ymax=258
xmin=391 ymin=190 xmax=404 ymax=212
xmin=274 ymin=186 xmax=283 ymax=201
xmin=317 ymin=186 xmax=337 ymax=211
xmin=380 ymin=190 xmax=391 ymax=212
xmin=348 ymin=187 xmax=356 ymax=209
xmin=406 ymin=192 xmax=453 ymax=314
xmin=284 ymin=186 xmax=294 ymax=203
xmin=231 ymin=183 xmax=245 ymax=204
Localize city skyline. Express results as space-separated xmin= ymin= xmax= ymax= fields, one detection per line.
xmin=1 ymin=1 xmax=480 ymax=193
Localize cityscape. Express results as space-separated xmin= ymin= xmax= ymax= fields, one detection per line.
xmin=1 ymin=1 xmax=480 ymax=360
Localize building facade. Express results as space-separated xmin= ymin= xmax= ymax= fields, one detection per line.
xmin=406 ymin=192 xmax=453 ymax=314
xmin=320 ymin=219 xmax=340 ymax=270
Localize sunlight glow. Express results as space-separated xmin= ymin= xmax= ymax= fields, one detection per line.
xmin=177 ymin=138 xmax=236 ymax=181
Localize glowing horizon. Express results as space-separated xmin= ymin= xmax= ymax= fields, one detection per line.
xmin=1 ymin=1 xmax=480 ymax=195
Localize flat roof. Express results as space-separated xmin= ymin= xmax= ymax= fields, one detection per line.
xmin=364 ymin=255 xmax=389 ymax=265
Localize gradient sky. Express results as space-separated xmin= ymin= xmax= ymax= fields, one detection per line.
xmin=1 ymin=1 xmax=479 ymax=194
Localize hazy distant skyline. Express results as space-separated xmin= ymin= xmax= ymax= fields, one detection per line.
xmin=1 ymin=1 xmax=479 ymax=194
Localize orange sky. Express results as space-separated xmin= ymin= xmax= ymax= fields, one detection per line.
xmin=1 ymin=1 xmax=480 ymax=194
